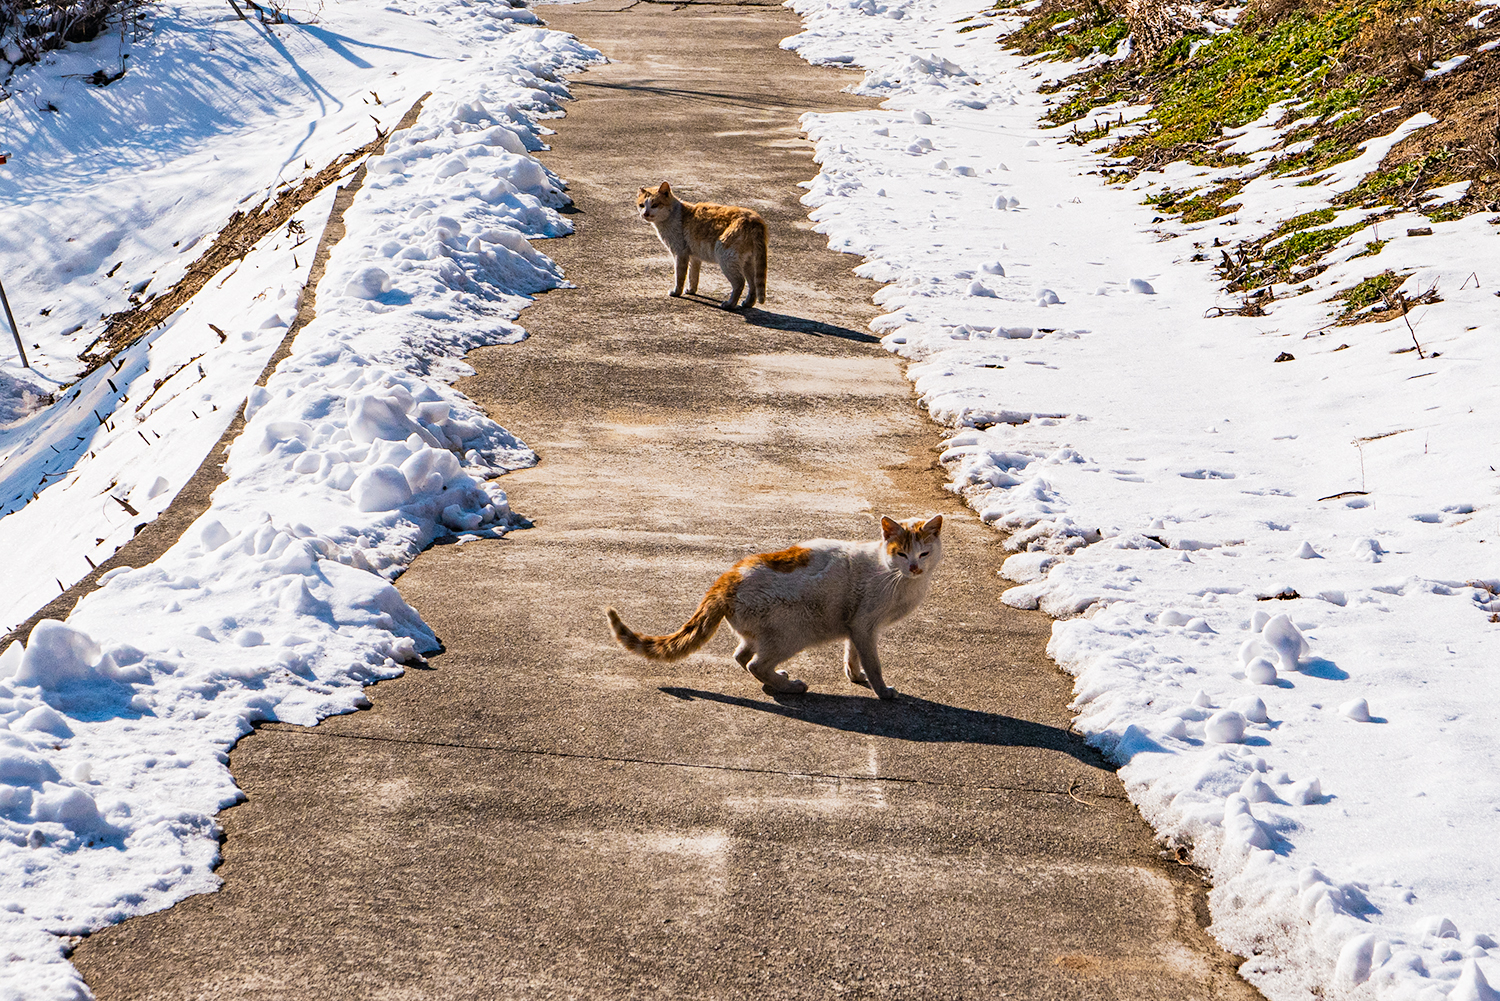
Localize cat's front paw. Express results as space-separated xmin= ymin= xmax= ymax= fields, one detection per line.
xmin=875 ymin=686 xmax=897 ymax=701
xmin=669 ymin=289 xmax=683 ymax=298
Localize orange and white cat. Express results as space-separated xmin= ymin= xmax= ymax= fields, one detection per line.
xmin=607 ymin=515 xmax=943 ymax=699
xmin=636 ymin=181 xmax=767 ymax=310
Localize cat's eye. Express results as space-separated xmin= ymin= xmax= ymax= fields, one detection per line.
xmin=895 ymin=551 xmax=907 ymax=558
xmin=919 ymin=551 xmax=930 ymax=558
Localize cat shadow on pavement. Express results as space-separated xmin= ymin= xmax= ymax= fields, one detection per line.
xmin=677 ymin=294 xmax=880 ymax=343
xmin=660 ymin=686 xmax=1111 ymax=770
xmin=742 ymin=306 xmax=881 ymax=344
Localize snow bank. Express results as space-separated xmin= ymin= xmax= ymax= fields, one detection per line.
xmin=0 ymin=4 xmax=600 ymax=997
xmin=0 ymin=186 xmax=338 ymax=635
xmin=0 ymin=0 xmax=587 ymax=634
xmin=785 ymin=0 xmax=1500 ymax=998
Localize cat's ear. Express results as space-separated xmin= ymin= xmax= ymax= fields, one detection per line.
xmin=880 ymin=516 xmax=902 ymax=540
xmin=921 ymin=514 xmax=943 ymax=536
xmin=657 ymin=181 xmax=672 ymax=195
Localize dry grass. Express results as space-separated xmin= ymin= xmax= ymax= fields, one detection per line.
xmin=0 ymin=0 xmax=153 ymax=65
xmin=1109 ymin=0 xmax=1199 ymax=60
xmin=75 ymin=98 xmax=423 ymax=374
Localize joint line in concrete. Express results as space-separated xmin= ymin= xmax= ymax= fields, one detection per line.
xmin=256 ymin=723 xmax=1124 ymax=800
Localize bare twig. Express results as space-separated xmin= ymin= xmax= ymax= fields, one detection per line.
xmin=1067 ymin=777 xmax=1099 ymax=808
xmin=1383 ymin=288 xmax=1426 ymax=358
xmin=0 ymin=275 xmax=28 ymax=368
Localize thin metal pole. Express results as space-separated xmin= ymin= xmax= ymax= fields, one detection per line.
xmin=0 ymin=275 xmax=27 ymax=368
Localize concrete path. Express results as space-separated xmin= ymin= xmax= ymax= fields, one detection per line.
xmin=74 ymin=3 xmax=1263 ymax=998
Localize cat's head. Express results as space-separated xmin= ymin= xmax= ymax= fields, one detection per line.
xmin=636 ymin=181 xmax=675 ymax=222
xmin=880 ymin=515 xmax=943 ymax=578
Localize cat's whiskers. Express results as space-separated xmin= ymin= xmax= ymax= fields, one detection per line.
xmin=874 ymin=566 xmax=906 ymax=603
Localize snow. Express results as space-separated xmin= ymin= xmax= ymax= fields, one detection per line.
xmin=0 ymin=0 xmax=579 ymax=633
xmin=1425 ymin=54 xmax=1470 ymax=79
xmin=0 ymin=1 xmax=600 ymax=997
xmin=0 ymin=186 xmax=338 ymax=635
xmin=784 ymin=0 xmax=1500 ymax=999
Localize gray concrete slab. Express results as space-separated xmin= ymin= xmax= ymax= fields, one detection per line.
xmin=72 ymin=3 xmax=1263 ymax=998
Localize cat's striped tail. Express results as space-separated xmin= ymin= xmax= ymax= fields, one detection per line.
xmin=606 ymin=571 xmax=738 ymax=661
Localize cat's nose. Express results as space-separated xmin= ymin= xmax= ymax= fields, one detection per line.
xmin=909 ymin=565 xmax=922 ymax=575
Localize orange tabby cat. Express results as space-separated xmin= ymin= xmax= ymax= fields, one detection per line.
xmin=636 ymin=181 xmax=767 ymax=310
xmin=607 ymin=516 xmax=943 ymax=699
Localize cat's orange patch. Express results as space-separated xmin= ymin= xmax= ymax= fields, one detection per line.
xmin=705 ymin=567 xmax=742 ymax=609
xmin=684 ymin=202 xmax=765 ymax=254
xmin=746 ymin=545 xmax=814 ymax=573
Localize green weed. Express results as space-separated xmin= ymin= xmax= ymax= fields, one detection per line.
xmin=1116 ymin=4 xmax=1377 ymax=159
xmin=1144 ymin=179 xmax=1245 ymax=221
xmin=1267 ymin=208 xmax=1337 ymax=240
xmin=1335 ymin=269 xmax=1412 ymax=314
xmin=1237 ymin=222 xmax=1367 ymax=287
xmin=1343 ymin=149 xmax=1457 ymax=206
xmin=1011 ymin=1 xmax=1129 ymax=60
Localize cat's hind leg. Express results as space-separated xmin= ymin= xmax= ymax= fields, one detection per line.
xmin=687 ymin=258 xmax=702 ymax=295
xmin=843 ymin=639 xmax=870 ymax=688
xmin=742 ymin=636 xmax=807 ymax=695
xmin=733 ymin=637 xmax=755 ymax=672
xmin=747 ymin=654 xmax=808 ymax=695
xmin=715 ymin=251 xmax=746 ymax=310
